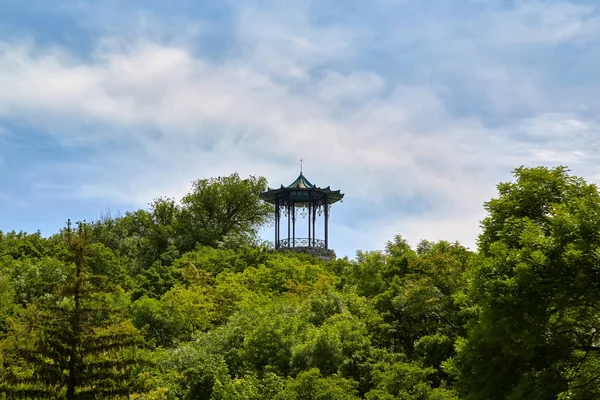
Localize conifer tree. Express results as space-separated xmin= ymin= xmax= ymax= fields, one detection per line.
xmin=0 ymin=221 xmax=148 ymax=399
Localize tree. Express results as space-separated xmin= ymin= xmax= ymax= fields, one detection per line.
xmin=178 ymin=173 xmax=272 ymax=250
xmin=0 ymin=230 xmax=48 ymax=260
xmin=373 ymin=239 xmax=470 ymax=359
xmin=211 ymin=366 xmax=285 ymax=400
xmin=0 ymin=272 xmax=16 ymax=334
xmin=132 ymin=285 xmax=218 ymax=348
xmin=90 ymin=208 xmax=179 ymax=273
xmin=278 ymin=368 xmax=359 ymax=400
xmin=366 ymin=360 xmax=458 ymax=400
xmin=89 ymin=173 xmax=272 ymax=272
xmin=454 ymin=166 xmax=600 ymax=399
xmin=0 ymin=222 xmax=148 ymax=399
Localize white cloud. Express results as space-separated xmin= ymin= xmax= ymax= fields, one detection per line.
xmin=315 ymin=71 xmax=385 ymax=102
xmin=485 ymin=1 xmax=600 ymax=46
xmin=1 ymin=1 xmax=599 ymax=255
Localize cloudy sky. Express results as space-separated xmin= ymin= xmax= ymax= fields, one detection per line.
xmin=1 ymin=0 xmax=599 ymax=257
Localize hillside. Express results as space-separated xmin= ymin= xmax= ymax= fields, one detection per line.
xmin=0 ymin=166 xmax=599 ymax=399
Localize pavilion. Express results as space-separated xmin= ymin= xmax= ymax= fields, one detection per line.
xmin=259 ymin=172 xmax=344 ymax=259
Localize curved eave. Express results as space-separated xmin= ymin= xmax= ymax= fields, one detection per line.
xmin=260 ymin=186 xmax=344 ymax=205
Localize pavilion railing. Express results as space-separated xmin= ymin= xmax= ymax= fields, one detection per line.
xmin=277 ymin=238 xmax=325 ymax=249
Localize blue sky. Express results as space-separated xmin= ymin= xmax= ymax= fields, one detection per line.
xmin=1 ymin=0 xmax=600 ymax=257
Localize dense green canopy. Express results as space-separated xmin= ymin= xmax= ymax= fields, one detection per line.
xmin=0 ymin=167 xmax=598 ymax=399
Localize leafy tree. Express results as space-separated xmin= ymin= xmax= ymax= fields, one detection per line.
xmin=172 ymin=244 xmax=270 ymax=278
xmin=372 ymin=240 xmax=470 ymax=361
xmin=278 ymin=368 xmax=360 ymax=400
xmin=0 ymin=230 xmax=49 ymax=260
xmin=156 ymin=340 xmax=230 ymax=400
xmin=0 ymin=273 xmax=16 ymax=333
xmin=367 ymin=360 xmax=458 ymax=400
xmin=0 ymin=222 xmax=148 ymax=399
xmin=292 ymin=313 xmax=376 ymax=395
xmin=0 ymin=255 xmax=70 ymax=306
xmin=132 ymin=285 xmax=218 ymax=347
xmin=89 ymin=174 xmax=272 ymax=279
xmin=178 ymin=173 xmax=272 ymax=249
xmin=211 ymin=366 xmax=285 ymax=400
xmin=454 ymin=166 xmax=600 ymax=399
xmin=85 ymin=242 xmax=133 ymax=289
xmin=131 ymin=261 xmax=180 ymax=301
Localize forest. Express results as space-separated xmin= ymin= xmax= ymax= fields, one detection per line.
xmin=0 ymin=166 xmax=599 ymax=399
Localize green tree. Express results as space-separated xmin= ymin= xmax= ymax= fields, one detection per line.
xmin=89 ymin=173 xmax=272 ymax=279
xmin=0 ymin=273 xmax=16 ymax=333
xmin=91 ymin=208 xmax=179 ymax=273
xmin=178 ymin=173 xmax=272 ymax=249
xmin=131 ymin=261 xmax=180 ymax=301
xmin=367 ymin=360 xmax=458 ymax=400
xmin=277 ymin=368 xmax=359 ymax=400
xmin=132 ymin=285 xmax=218 ymax=348
xmin=375 ymin=240 xmax=470 ymax=353
xmin=455 ymin=166 xmax=600 ymax=399
xmin=0 ymin=222 xmax=148 ymax=399
xmin=211 ymin=366 xmax=285 ymax=400
xmin=0 ymin=255 xmax=70 ymax=306
xmin=0 ymin=230 xmax=49 ymax=260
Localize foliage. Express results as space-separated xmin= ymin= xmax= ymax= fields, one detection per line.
xmin=178 ymin=173 xmax=272 ymax=250
xmin=454 ymin=166 xmax=600 ymax=399
xmin=1 ymin=168 xmax=598 ymax=399
xmin=0 ymin=222 xmax=148 ymax=399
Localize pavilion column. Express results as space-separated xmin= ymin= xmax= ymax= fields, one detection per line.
xmin=312 ymin=204 xmax=316 ymax=247
xmin=278 ymin=201 xmax=281 ymax=248
xmin=275 ymin=200 xmax=279 ymax=249
xmin=324 ymin=203 xmax=329 ymax=249
xmin=292 ymin=204 xmax=296 ymax=247
xmin=287 ymin=203 xmax=291 ymax=248
xmin=307 ymin=201 xmax=311 ymax=247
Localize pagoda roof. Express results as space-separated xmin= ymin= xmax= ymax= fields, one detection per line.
xmin=287 ymin=173 xmax=314 ymax=189
xmin=260 ymin=173 xmax=344 ymax=205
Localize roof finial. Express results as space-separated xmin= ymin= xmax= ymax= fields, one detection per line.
xmin=300 ymin=159 xmax=303 ymax=174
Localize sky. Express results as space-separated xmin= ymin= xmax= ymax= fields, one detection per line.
xmin=1 ymin=0 xmax=600 ymax=258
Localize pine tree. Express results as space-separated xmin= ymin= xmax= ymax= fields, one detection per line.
xmin=0 ymin=221 xmax=148 ymax=399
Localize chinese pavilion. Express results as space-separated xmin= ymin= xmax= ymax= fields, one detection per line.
xmin=260 ymin=172 xmax=344 ymax=259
